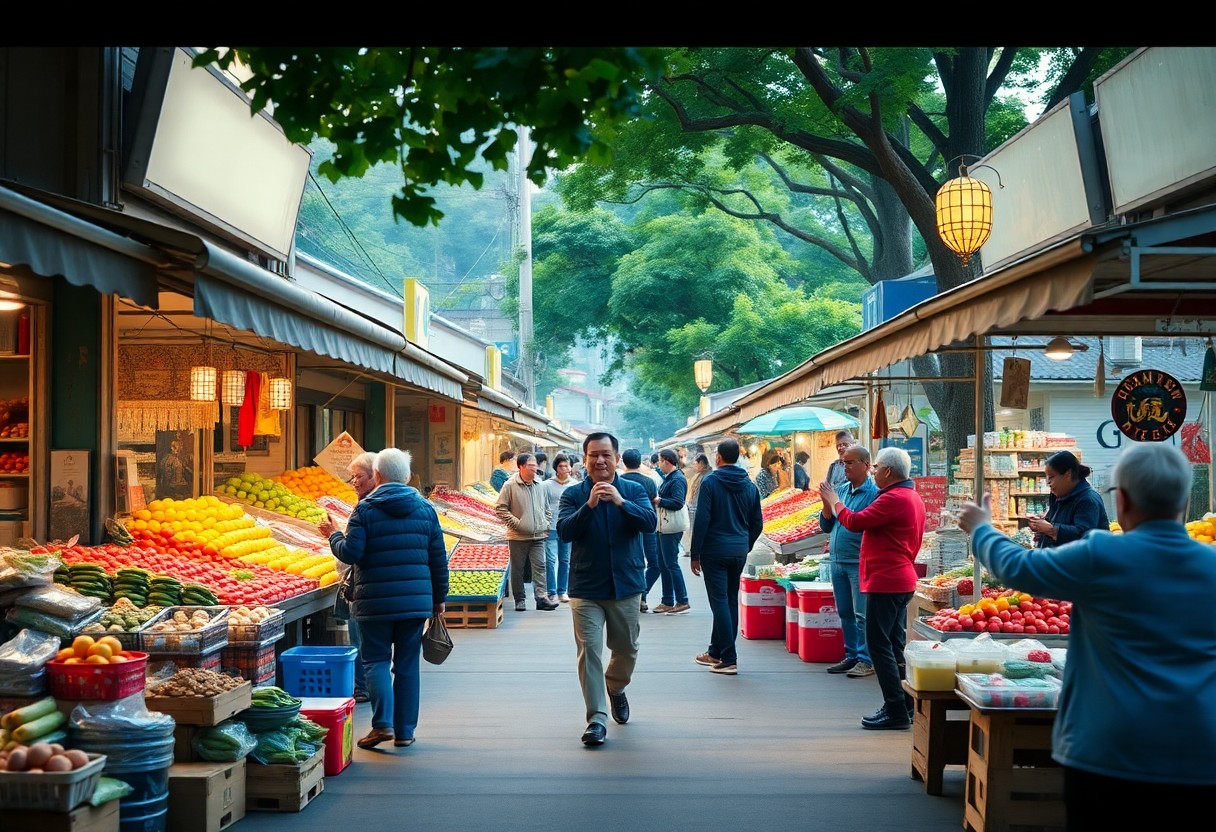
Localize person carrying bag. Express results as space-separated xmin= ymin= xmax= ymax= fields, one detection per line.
xmin=422 ymin=615 xmax=454 ymax=665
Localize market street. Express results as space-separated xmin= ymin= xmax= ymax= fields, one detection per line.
xmin=239 ymin=562 xmax=963 ymax=832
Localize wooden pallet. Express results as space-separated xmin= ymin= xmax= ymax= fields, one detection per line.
xmin=963 ymin=706 xmax=1063 ymax=832
xmin=443 ymin=597 xmax=504 ymax=629
xmin=245 ymin=750 xmax=325 ymax=812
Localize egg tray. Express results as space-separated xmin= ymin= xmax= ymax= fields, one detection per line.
xmin=0 ymin=752 xmax=106 ymax=812
xmin=138 ymin=606 xmax=230 ymax=655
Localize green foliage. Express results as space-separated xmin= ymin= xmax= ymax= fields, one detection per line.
xmin=193 ymin=47 xmax=669 ymax=227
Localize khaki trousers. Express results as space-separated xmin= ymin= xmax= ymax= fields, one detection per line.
xmin=570 ymin=595 xmax=641 ymax=727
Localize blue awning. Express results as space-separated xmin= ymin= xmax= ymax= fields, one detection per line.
xmin=0 ymin=186 xmax=161 ymax=307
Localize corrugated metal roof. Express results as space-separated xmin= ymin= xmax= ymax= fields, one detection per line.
xmin=991 ymin=336 xmax=1206 ymax=381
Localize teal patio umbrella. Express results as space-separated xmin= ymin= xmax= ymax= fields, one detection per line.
xmin=737 ymin=405 xmax=860 ymax=436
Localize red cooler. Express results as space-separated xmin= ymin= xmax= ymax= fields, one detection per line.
xmin=785 ymin=588 xmax=800 ymax=653
xmin=796 ymin=583 xmax=844 ymax=663
xmin=739 ymin=577 xmax=785 ymax=639
xmin=300 ymin=697 xmax=356 ymax=776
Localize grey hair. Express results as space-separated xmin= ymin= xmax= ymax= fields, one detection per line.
xmin=875 ymin=446 xmax=911 ymax=480
xmin=374 ymin=447 xmax=412 ymax=484
xmin=348 ymin=451 xmax=377 ymax=477
xmin=1113 ymin=442 xmax=1191 ymax=518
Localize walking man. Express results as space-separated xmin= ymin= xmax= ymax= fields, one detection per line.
xmin=621 ymin=448 xmax=661 ymax=613
xmin=557 ymin=432 xmax=656 ymax=746
xmin=689 ymin=438 xmax=764 ymax=676
xmin=496 ymin=452 xmax=557 ymax=611
xmin=818 ymin=444 xmax=879 ymax=678
xmin=490 ymin=450 xmax=517 ymax=492
xmin=819 ymin=446 xmax=925 ymax=730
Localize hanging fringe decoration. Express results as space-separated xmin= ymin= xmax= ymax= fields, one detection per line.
xmin=117 ymin=400 xmax=219 ymax=437
xmin=1093 ymin=338 xmax=1106 ymax=398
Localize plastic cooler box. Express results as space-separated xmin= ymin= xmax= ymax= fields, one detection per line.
xmin=300 ymin=697 xmax=356 ymax=776
xmin=280 ymin=646 xmax=357 ymax=698
xmin=796 ymin=583 xmax=844 ymax=663
xmin=739 ymin=577 xmax=784 ymax=640
xmin=785 ymin=588 xmax=800 ymax=654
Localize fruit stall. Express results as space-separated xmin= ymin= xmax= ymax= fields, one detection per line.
xmin=442 ymin=543 xmax=510 ymax=630
xmin=756 ymin=488 xmax=826 ymax=563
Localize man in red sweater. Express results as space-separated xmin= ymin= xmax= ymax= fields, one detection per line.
xmin=819 ymin=446 xmax=925 ymax=730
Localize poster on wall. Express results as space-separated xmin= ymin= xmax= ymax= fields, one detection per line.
xmin=155 ymin=430 xmax=195 ymax=500
xmin=432 ymin=431 xmax=454 ymax=487
xmin=315 ymin=431 xmax=366 ymax=483
xmin=880 ymin=436 xmax=925 ymax=477
xmin=50 ymin=450 xmax=90 ymax=543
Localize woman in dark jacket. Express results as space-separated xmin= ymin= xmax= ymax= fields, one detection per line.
xmin=322 ymin=448 xmax=449 ymax=750
xmin=1028 ymin=450 xmax=1111 ymax=548
xmin=653 ymin=449 xmax=690 ymax=614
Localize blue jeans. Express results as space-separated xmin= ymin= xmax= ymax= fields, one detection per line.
xmin=358 ymin=617 xmax=426 ymax=739
xmin=642 ymin=532 xmax=663 ymax=598
xmin=347 ymin=615 xmax=367 ymax=692
xmin=864 ymin=592 xmax=913 ymax=716
xmin=658 ymin=533 xmax=688 ymax=605
xmin=545 ymin=530 xmax=571 ymax=594
xmin=701 ymin=554 xmax=745 ymax=665
xmin=829 ymin=560 xmax=870 ymax=665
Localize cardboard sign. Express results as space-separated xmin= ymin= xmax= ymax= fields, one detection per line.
xmin=314 ymin=431 xmax=366 ymax=483
xmin=914 ymin=476 xmax=948 ymax=532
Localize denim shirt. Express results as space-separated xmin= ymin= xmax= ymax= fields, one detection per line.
xmin=818 ymin=477 xmax=879 ymax=564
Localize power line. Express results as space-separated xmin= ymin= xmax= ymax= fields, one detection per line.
xmin=307 ymin=171 xmax=403 ymax=299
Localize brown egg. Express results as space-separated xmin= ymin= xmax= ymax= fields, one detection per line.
xmin=64 ymin=749 xmax=90 ymax=770
xmin=6 ymin=748 xmax=27 ymax=771
xmin=44 ymin=754 xmax=73 ymax=772
xmin=48 ymin=743 xmax=65 ymax=754
xmin=25 ymin=743 xmax=53 ymax=769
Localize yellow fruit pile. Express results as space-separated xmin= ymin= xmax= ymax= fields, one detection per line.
xmin=461 ymin=485 xmax=498 ymax=507
xmin=275 ymin=466 xmax=358 ymax=504
xmin=762 ymin=488 xmax=796 ymax=507
xmin=1185 ymin=518 xmax=1216 ymax=543
xmin=237 ymin=549 xmax=338 ymax=583
xmin=129 ymin=496 xmax=249 ymax=541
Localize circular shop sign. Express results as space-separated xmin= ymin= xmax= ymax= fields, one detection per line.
xmin=1111 ymin=369 xmax=1187 ymax=442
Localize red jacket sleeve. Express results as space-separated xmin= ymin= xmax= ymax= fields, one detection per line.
xmin=835 ymin=491 xmax=895 ymax=532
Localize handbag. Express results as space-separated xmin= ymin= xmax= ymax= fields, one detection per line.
xmin=422 ymin=615 xmax=454 ymax=665
xmin=657 ymin=504 xmax=690 ymax=534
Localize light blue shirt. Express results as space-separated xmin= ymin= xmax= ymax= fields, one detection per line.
xmin=818 ymin=478 xmax=878 ymax=564
xmin=972 ymin=520 xmax=1216 ymax=784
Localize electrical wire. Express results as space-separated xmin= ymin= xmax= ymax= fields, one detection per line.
xmin=307 ymin=170 xmax=403 ymax=299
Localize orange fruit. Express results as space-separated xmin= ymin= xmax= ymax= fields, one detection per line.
xmin=85 ymin=655 xmax=109 ymax=664
xmin=55 ymin=647 xmax=76 ymax=662
xmin=108 ymin=655 xmax=129 ymax=664
xmin=97 ymin=636 xmax=123 ymax=655
xmin=63 ymin=657 xmax=82 ymax=664
xmin=72 ymin=635 xmax=95 ymax=659
xmin=87 ymin=643 xmax=113 ymax=660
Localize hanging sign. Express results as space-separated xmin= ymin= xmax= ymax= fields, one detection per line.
xmin=314 ymin=431 xmax=366 ymax=483
xmin=1111 ymin=369 xmax=1187 ymax=442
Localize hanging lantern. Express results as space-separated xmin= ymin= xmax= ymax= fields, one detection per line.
xmin=222 ymin=370 xmax=246 ymax=406
xmin=935 ymin=161 xmax=996 ymax=267
xmin=268 ymin=377 xmax=293 ymax=410
xmin=189 ymin=366 xmax=217 ymax=402
xmin=694 ymin=358 xmax=713 ymax=393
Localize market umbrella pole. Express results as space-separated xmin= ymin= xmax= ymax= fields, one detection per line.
xmin=970 ymin=334 xmax=985 ymax=608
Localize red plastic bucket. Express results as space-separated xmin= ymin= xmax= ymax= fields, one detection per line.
xmin=739 ymin=577 xmax=784 ymax=640
xmin=300 ymin=697 xmax=356 ymax=776
xmin=785 ymin=589 xmax=800 ymax=653
xmin=796 ymin=584 xmax=844 ymax=663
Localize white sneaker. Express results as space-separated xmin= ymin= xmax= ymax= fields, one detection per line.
xmin=846 ymin=662 xmax=876 ymax=678
xmin=558 ymin=594 xmax=570 ymax=603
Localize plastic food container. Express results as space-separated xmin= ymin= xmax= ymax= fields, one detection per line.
xmin=956 ymin=673 xmax=1062 ymax=709
xmin=903 ymin=642 xmax=957 ymax=691
xmin=226 ymin=607 xmax=284 ymax=645
xmin=46 ymin=651 xmax=148 ymax=700
xmin=0 ymin=752 xmax=107 ymax=811
xmin=299 ymin=697 xmax=356 ymax=776
xmin=954 ymin=639 xmax=1007 ymax=673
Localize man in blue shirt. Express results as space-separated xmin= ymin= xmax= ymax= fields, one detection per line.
xmin=818 ymin=444 xmax=879 ymax=677
xmin=558 ymin=432 xmax=657 ymax=747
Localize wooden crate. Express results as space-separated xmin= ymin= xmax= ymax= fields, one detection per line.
xmin=963 ymin=704 xmax=1063 ymax=832
xmin=904 ymin=681 xmax=971 ymax=796
xmin=443 ymin=597 xmax=504 ymax=629
xmin=245 ymin=750 xmax=325 ymax=813
xmin=146 ymin=681 xmax=253 ymax=726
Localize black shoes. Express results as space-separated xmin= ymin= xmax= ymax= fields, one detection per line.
xmin=826 ymin=658 xmax=858 ymax=674
xmin=861 ymin=706 xmax=911 ymax=730
xmin=609 ymin=691 xmax=630 ymax=724
xmin=581 ymin=722 xmax=606 ymax=746
xmin=353 ymin=688 xmax=370 ymax=703
xmin=536 ymin=600 xmax=559 ymax=611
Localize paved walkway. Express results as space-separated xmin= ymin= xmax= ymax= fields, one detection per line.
xmin=240 ymin=561 xmax=966 ymax=831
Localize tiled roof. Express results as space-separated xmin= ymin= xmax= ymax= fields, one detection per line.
xmin=990 ymin=337 xmax=1206 ymax=382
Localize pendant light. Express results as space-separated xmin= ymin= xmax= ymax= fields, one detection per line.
xmin=1044 ymin=336 xmax=1077 ymax=361
xmin=189 ymin=327 xmax=217 ymax=402
xmin=935 ymin=156 xmax=1003 ymax=267
xmin=222 ymin=370 xmax=246 ymax=406
xmin=268 ymin=377 xmax=293 ymax=410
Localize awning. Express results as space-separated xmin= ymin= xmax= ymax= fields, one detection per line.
xmin=473 ymin=384 xmax=520 ymax=419
xmin=513 ymin=405 xmax=552 ymax=433
xmin=507 ymin=429 xmax=557 ymax=447
xmin=0 ymin=185 xmax=162 ymax=307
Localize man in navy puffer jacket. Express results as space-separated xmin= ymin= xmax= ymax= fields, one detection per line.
xmin=323 ymin=448 xmax=448 ymax=751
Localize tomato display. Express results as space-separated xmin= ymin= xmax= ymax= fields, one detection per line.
xmin=923 ymin=589 xmax=1071 ymax=636
xmin=448 ymin=543 xmax=510 ymax=571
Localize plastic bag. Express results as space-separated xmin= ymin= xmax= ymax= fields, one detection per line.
xmin=69 ymin=691 xmax=177 ymax=736
xmin=249 ymin=727 xmax=314 ymax=765
xmin=193 ymin=720 xmax=258 ymax=762
xmin=0 ymin=627 xmax=62 ymax=673
xmin=90 ymin=776 xmax=134 ymax=807
xmin=15 ymin=584 xmax=103 ymax=620
xmin=5 ymin=606 xmax=74 ymax=639
xmin=0 ymin=549 xmax=60 ymax=589
xmin=422 ymin=615 xmax=454 ymax=665
xmin=287 ymin=716 xmax=330 ymax=745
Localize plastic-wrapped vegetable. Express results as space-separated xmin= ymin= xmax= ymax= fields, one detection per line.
xmin=0 ymin=549 xmax=61 ymax=589
xmin=5 ymin=607 xmax=73 ymax=639
xmin=287 ymin=716 xmax=330 ymax=744
xmin=0 ymin=627 xmax=62 ymax=673
xmin=69 ymin=692 xmax=176 ymax=736
xmin=90 ymin=777 xmax=134 ymax=807
xmin=249 ymin=726 xmax=316 ymax=765
xmin=193 ymin=719 xmax=258 ymax=762
xmin=15 ymin=584 xmax=103 ymax=619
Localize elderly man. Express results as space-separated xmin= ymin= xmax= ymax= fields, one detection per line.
xmin=958 ymin=443 xmax=1216 ymax=825
xmin=818 ymin=444 xmax=879 ymax=678
xmin=557 ymin=432 xmax=656 ymax=746
xmin=823 ymin=430 xmax=856 ymax=489
xmin=496 ymin=452 xmax=557 ymax=611
xmin=333 ymin=451 xmax=378 ymax=703
xmin=819 ymin=446 xmax=925 ymax=730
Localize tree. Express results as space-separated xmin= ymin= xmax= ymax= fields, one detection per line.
xmin=193 ymin=47 xmax=668 ymax=226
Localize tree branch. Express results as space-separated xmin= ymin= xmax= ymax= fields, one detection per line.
xmin=828 ymin=174 xmax=873 ymax=282
xmin=985 ymin=47 xmax=1020 ymax=108
xmin=1042 ymin=46 xmax=1101 ymax=112
xmin=907 ymin=101 xmax=948 ymax=159
xmin=757 ymin=152 xmax=859 ymax=201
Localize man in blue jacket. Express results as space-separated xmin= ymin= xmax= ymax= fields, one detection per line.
xmin=558 ymin=432 xmax=657 ymax=747
xmin=689 ymin=438 xmax=764 ymax=676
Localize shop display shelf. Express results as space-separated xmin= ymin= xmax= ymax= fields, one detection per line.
xmin=442 ymin=597 xmax=504 ymax=630
xmin=911 ymin=616 xmax=1068 ymax=648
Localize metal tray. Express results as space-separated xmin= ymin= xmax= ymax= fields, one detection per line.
xmin=139 ymin=606 xmax=230 ymax=655
xmin=911 ymin=616 xmax=1068 ymax=648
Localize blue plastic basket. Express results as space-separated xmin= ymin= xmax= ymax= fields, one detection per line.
xmin=279 ymin=646 xmax=358 ymax=698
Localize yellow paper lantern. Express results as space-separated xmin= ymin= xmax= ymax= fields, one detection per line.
xmin=222 ymin=370 xmax=246 ymax=406
xmin=268 ymin=377 xmax=293 ymax=410
xmin=935 ymin=175 xmax=992 ymax=266
xmin=189 ymin=366 xmax=217 ymax=402
xmin=694 ymin=359 xmax=713 ymax=393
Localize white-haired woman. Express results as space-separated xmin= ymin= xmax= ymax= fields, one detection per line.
xmin=321 ymin=448 xmax=449 ymax=750
xmin=819 ymin=446 xmax=926 ymax=731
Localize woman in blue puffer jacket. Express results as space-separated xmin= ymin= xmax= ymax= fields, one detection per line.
xmin=322 ymin=448 xmax=449 ymax=751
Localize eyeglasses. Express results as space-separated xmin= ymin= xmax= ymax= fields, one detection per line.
xmin=1102 ymin=486 xmax=1119 ymax=496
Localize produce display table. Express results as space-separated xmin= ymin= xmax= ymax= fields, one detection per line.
xmin=275 ymin=586 xmax=340 ymax=648
xmin=908 ymin=591 xmax=954 ymax=635
xmin=775 ymin=533 xmax=826 ymax=564
xmin=902 ymin=680 xmax=970 ymax=796
xmin=957 ymin=690 xmax=1062 ymax=832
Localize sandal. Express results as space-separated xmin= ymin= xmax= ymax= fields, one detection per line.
xmin=393 ymin=737 xmax=416 ymax=748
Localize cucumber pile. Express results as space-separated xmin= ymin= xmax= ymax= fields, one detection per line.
xmin=67 ymin=564 xmax=112 ymax=604
xmin=181 ymin=583 xmax=219 ymax=606
xmin=148 ymin=577 xmax=183 ymax=607
xmin=113 ymin=568 xmax=152 ymax=607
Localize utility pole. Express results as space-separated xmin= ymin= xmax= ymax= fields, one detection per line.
xmin=516 ymin=125 xmax=535 ymax=407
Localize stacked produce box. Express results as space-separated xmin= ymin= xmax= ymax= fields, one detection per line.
xmin=429 ymin=487 xmax=508 ymax=541
xmin=760 ymin=489 xmax=824 ymax=545
xmin=443 ymin=542 xmax=509 ymax=630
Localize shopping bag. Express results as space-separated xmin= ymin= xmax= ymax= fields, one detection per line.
xmin=422 ymin=615 xmax=454 ymax=665
xmin=657 ymin=504 xmax=690 ymax=534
